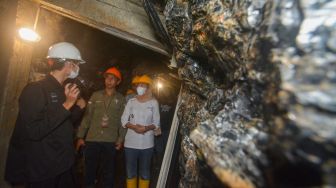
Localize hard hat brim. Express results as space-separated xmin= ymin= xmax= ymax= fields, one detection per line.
xmin=46 ymin=57 xmax=86 ymax=64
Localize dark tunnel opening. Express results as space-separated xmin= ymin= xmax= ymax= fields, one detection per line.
xmin=27 ymin=7 xmax=181 ymax=188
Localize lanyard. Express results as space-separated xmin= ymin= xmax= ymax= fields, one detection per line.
xmin=103 ymin=94 xmax=113 ymax=115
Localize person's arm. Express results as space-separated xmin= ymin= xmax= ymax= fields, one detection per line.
xmin=144 ymin=125 xmax=156 ymax=131
xmin=145 ymin=100 xmax=161 ymax=132
xmin=21 ymin=83 xmax=76 ymax=141
xmin=116 ymin=97 xmax=127 ymax=147
xmin=76 ymin=95 xmax=95 ymax=139
xmin=121 ymin=100 xmax=145 ymax=134
xmin=126 ymin=123 xmax=146 ymax=134
xmin=70 ymin=97 xmax=86 ymax=123
xmin=75 ymin=95 xmax=95 ymax=150
xmin=121 ymin=100 xmax=132 ymax=129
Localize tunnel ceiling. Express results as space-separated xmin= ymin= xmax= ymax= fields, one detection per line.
xmin=34 ymin=0 xmax=170 ymax=56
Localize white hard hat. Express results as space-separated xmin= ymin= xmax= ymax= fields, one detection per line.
xmin=47 ymin=42 xmax=85 ymax=64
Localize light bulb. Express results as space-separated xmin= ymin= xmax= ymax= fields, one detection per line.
xmin=18 ymin=27 xmax=41 ymax=42
xmin=157 ymin=82 xmax=163 ymax=89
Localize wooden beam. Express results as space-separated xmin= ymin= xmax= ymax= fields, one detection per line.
xmin=0 ymin=1 xmax=38 ymax=187
xmin=33 ymin=0 xmax=170 ymax=56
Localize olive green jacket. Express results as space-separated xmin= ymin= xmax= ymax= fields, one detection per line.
xmin=77 ymin=90 xmax=126 ymax=143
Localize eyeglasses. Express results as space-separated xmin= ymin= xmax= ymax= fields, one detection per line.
xmin=65 ymin=60 xmax=80 ymax=67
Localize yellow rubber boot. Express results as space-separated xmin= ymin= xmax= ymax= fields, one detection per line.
xmin=139 ymin=178 xmax=150 ymax=188
xmin=126 ymin=178 xmax=137 ymax=188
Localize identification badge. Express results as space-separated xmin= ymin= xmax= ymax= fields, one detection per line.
xmin=101 ymin=114 xmax=109 ymax=128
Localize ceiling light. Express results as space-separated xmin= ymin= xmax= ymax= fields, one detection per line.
xmin=18 ymin=28 xmax=41 ymax=42
xmin=18 ymin=6 xmax=41 ymax=42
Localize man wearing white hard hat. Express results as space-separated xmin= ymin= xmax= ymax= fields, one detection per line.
xmin=5 ymin=42 xmax=86 ymax=188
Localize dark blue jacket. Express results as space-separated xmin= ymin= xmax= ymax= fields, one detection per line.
xmin=5 ymin=75 xmax=82 ymax=183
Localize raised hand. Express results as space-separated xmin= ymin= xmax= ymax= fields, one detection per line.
xmin=63 ymin=83 xmax=80 ymax=110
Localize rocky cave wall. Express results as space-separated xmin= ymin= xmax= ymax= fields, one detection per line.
xmin=164 ymin=0 xmax=336 ymax=187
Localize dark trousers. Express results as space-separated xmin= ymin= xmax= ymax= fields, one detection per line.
xmin=26 ymin=168 xmax=74 ymax=188
xmin=84 ymin=142 xmax=116 ymax=188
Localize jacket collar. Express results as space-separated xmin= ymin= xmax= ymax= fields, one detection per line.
xmin=46 ymin=74 xmax=64 ymax=91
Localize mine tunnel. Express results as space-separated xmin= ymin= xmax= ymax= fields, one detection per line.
xmin=0 ymin=0 xmax=335 ymax=188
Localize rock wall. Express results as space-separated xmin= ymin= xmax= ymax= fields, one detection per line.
xmin=164 ymin=0 xmax=336 ymax=187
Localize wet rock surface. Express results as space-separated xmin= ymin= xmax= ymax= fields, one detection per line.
xmin=164 ymin=0 xmax=336 ymax=187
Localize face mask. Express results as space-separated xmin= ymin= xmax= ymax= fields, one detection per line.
xmin=68 ymin=67 xmax=79 ymax=79
xmin=136 ymin=86 xmax=147 ymax=96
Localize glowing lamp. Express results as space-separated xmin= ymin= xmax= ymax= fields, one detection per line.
xmin=157 ymin=82 xmax=163 ymax=89
xmin=18 ymin=28 xmax=41 ymax=42
xmin=18 ymin=6 xmax=41 ymax=42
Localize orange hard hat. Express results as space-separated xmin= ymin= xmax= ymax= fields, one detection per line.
xmin=105 ymin=67 xmax=122 ymax=80
xmin=132 ymin=76 xmax=140 ymax=84
xmin=137 ymin=75 xmax=153 ymax=85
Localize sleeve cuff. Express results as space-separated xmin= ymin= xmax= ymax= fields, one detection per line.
xmin=76 ymin=129 xmax=86 ymax=138
xmin=122 ymin=122 xmax=128 ymax=128
xmin=116 ymin=137 xmax=124 ymax=144
xmin=76 ymin=133 xmax=84 ymax=139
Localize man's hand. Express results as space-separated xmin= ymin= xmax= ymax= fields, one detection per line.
xmin=115 ymin=143 xmax=123 ymax=150
xmin=76 ymin=97 xmax=86 ymax=109
xmin=63 ymin=83 xmax=80 ymax=110
xmin=76 ymin=138 xmax=85 ymax=151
